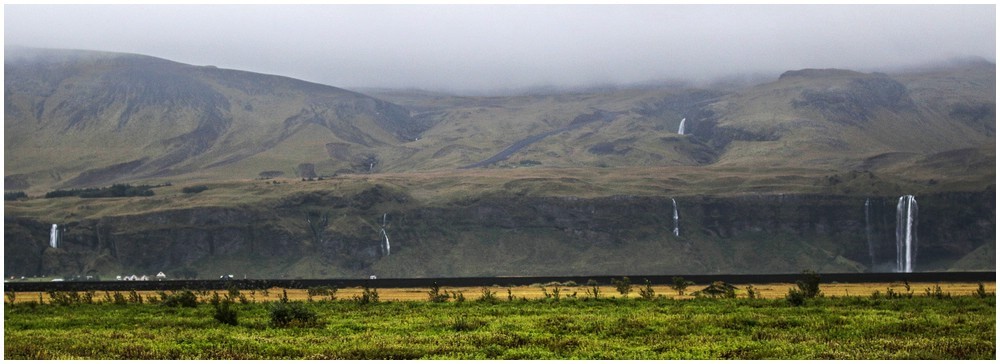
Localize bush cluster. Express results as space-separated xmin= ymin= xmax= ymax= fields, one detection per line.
xmin=786 ymin=270 xmax=822 ymax=306
xmin=428 ymin=282 xmax=449 ymax=303
xmin=638 ymin=279 xmax=656 ymax=300
xmin=269 ymin=300 xmax=319 ymax=328
xmin=671 ymin=276 xmax=694 ymax=296
xmin=477 ymin=287 xmax=500 ymax=303
xmin=698 ymin=281 xmax=737 ymax=298
xmin=181 ymin=185 xmax=209 ymax=194
xmin=352 ymin=286 xmax=379 ymax=304
xmin=306 ymin=286 xmax=338 ymax=301
xmin=612 ymin=277 xmax=632 ymax=297
xmin=160 ymin=290 xmax=199 ymax=308
xmin=213 ymin=300 xmax=239 ymax=326
xmin=45 ymin=184 xmax=154 ymax=199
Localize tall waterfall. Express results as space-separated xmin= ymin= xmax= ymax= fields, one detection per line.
xmin=380 ymin=213 xmax=390 ymax=256
xmin=380 ymin=228 xmax=391 ymax=256
xmin=677 ymin=118 xmax=686 ymax=135
xmin=864 ymin=198 xmax=875 ymax=267
xmin=50 ymin=224 xmax=59 ymax=249
xmin=895 ymin=195 xmax=918 ymax=273
xmin=672 ymin=198 xmax=680 ymax=237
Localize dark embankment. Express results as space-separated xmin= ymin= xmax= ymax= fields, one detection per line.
xmin=5 ymin=187 xmax=994 ymax=279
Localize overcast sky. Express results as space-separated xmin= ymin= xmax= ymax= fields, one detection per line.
xmin=4 ymin=4 xmax=996 ymax=93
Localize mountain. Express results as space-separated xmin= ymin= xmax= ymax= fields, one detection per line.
xmin=369 ymin=61 xmax=994 ymax=180
xmin=4 ymin=48 xmax=994 ymax=279
xmin=5 ymin=47 xmax=422 ymax=191
xmin=6 ymin=48 xmax=994 ymax=193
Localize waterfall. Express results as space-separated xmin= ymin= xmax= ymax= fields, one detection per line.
xmin=380 ymin=213 xmax=390 ymax=256
xmin=380 ymin=228 xmax=391 ymax=256
xmin=50 ymin=224 xmax=59 ymax=249
xmin=677 ymin=118 xmax=686 ymax=135
xmin=672 ymin=198 xmax=680 ymax=237
xmin=865 ymin=198 xmax=875 ymax=267
xmin=895 ymin=195 xmax=918 ymax=272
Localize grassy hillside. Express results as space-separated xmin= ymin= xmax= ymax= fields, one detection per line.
xmin=4 ymin=48 xmax=419 ymax=193
xmin=5 ymin=48 xmax=994 ymax=197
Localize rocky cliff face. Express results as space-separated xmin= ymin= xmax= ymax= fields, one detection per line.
xmin=5 ymin=188 xmax=993 ymax=279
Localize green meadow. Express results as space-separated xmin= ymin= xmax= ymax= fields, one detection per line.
xmin=4 ymin=288 xmax=994 ymax=359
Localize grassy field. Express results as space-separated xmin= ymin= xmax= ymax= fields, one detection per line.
xmin=4 ymin=282 xmax=995 ymax=359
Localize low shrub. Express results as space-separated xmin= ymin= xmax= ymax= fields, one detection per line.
xmin=585 ymin=279 xmax=601 ymax=299
xmin=45 ymin=184 xmax=154 ymax=199
xmin=307 ymin=286 xmax=338 ymax=301
xmin=160 ymin=290 xmax=199 ymax=308
xmin=428 ymin=282 xmax=449 ymax=303
xmin=5 ymin=191 xmax=27 ymax=201
xmin=795 ymin=270 xmax=822 ymax=298
xmin=181 ymin=185 xmax=209 ymax=194
xmin=127 ymin=290 xmax=143 ymax=304
xmin=353 ymin=286 xmax=379 ymax=305
xmin=213 ymin=300 xmax=239 ymax=326
xmin=786 ymin=288 xmax=806 ymax=306
xmin=477 ymin=287 xmax=500 ymax=303
xmin=612 ymin=277 xmax=632 ymax=297
xmin=269 ymin=301 xmax=319 ymax=328
xmin=700 ymin=281 xmax=737 ymax=299
xmin=638 ymin=279 xmax=656 ymax=300
xmin=974 ymin=282 xmax=991 ymax=298
xmin=672 ymin=276 xmax=693 ymax=296
xmin=541 ymin=286 xmax=562 ymax=301
xmin=924 ymin=284 xmax=950 ymax=299
xmin=48 ymin=291 xmax=82 ymax=306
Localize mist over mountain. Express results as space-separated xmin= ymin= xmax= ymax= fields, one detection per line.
xmin=6 ymin=5 xmax=993 ymax=93
xmin=4 ymin=47 xmax=994 ymax=279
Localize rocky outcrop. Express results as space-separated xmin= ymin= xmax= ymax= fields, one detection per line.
xmin=790 ymin=72 xmax=915 ymax=126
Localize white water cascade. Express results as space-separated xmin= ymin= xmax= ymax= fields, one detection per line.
xmin=671 ymin=198 xmax=680 ymax=237
xmin=864 ymin=198 xmax=875 ymax=267
xmin=380 ymin=213 xmax=390 ymax=256
xmin=895 ymin=195 xmax=918 ymax=273
xmin=50 ymin=224 xmax=59 ymax=249
xmin=380 ymin=228 xmax=391 ymax=256
xmin=677 ymin=118 xmax=686 ymax=135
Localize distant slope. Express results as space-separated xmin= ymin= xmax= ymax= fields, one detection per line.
xmin=5 ymin=48 xmax=994 ymax=196
xmin=370 ymin=62 xmax=993 ymax=180
xmin=370 ymin=87 xmax=726 ymax=171
xmin=4 ymin=47 xmax=421 ymax=191
xmin=692 ymin=64 xmax=995 ymax=172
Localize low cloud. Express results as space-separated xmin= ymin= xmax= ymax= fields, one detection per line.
xmin=5 ymin=5 xmax=995 ymax=93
